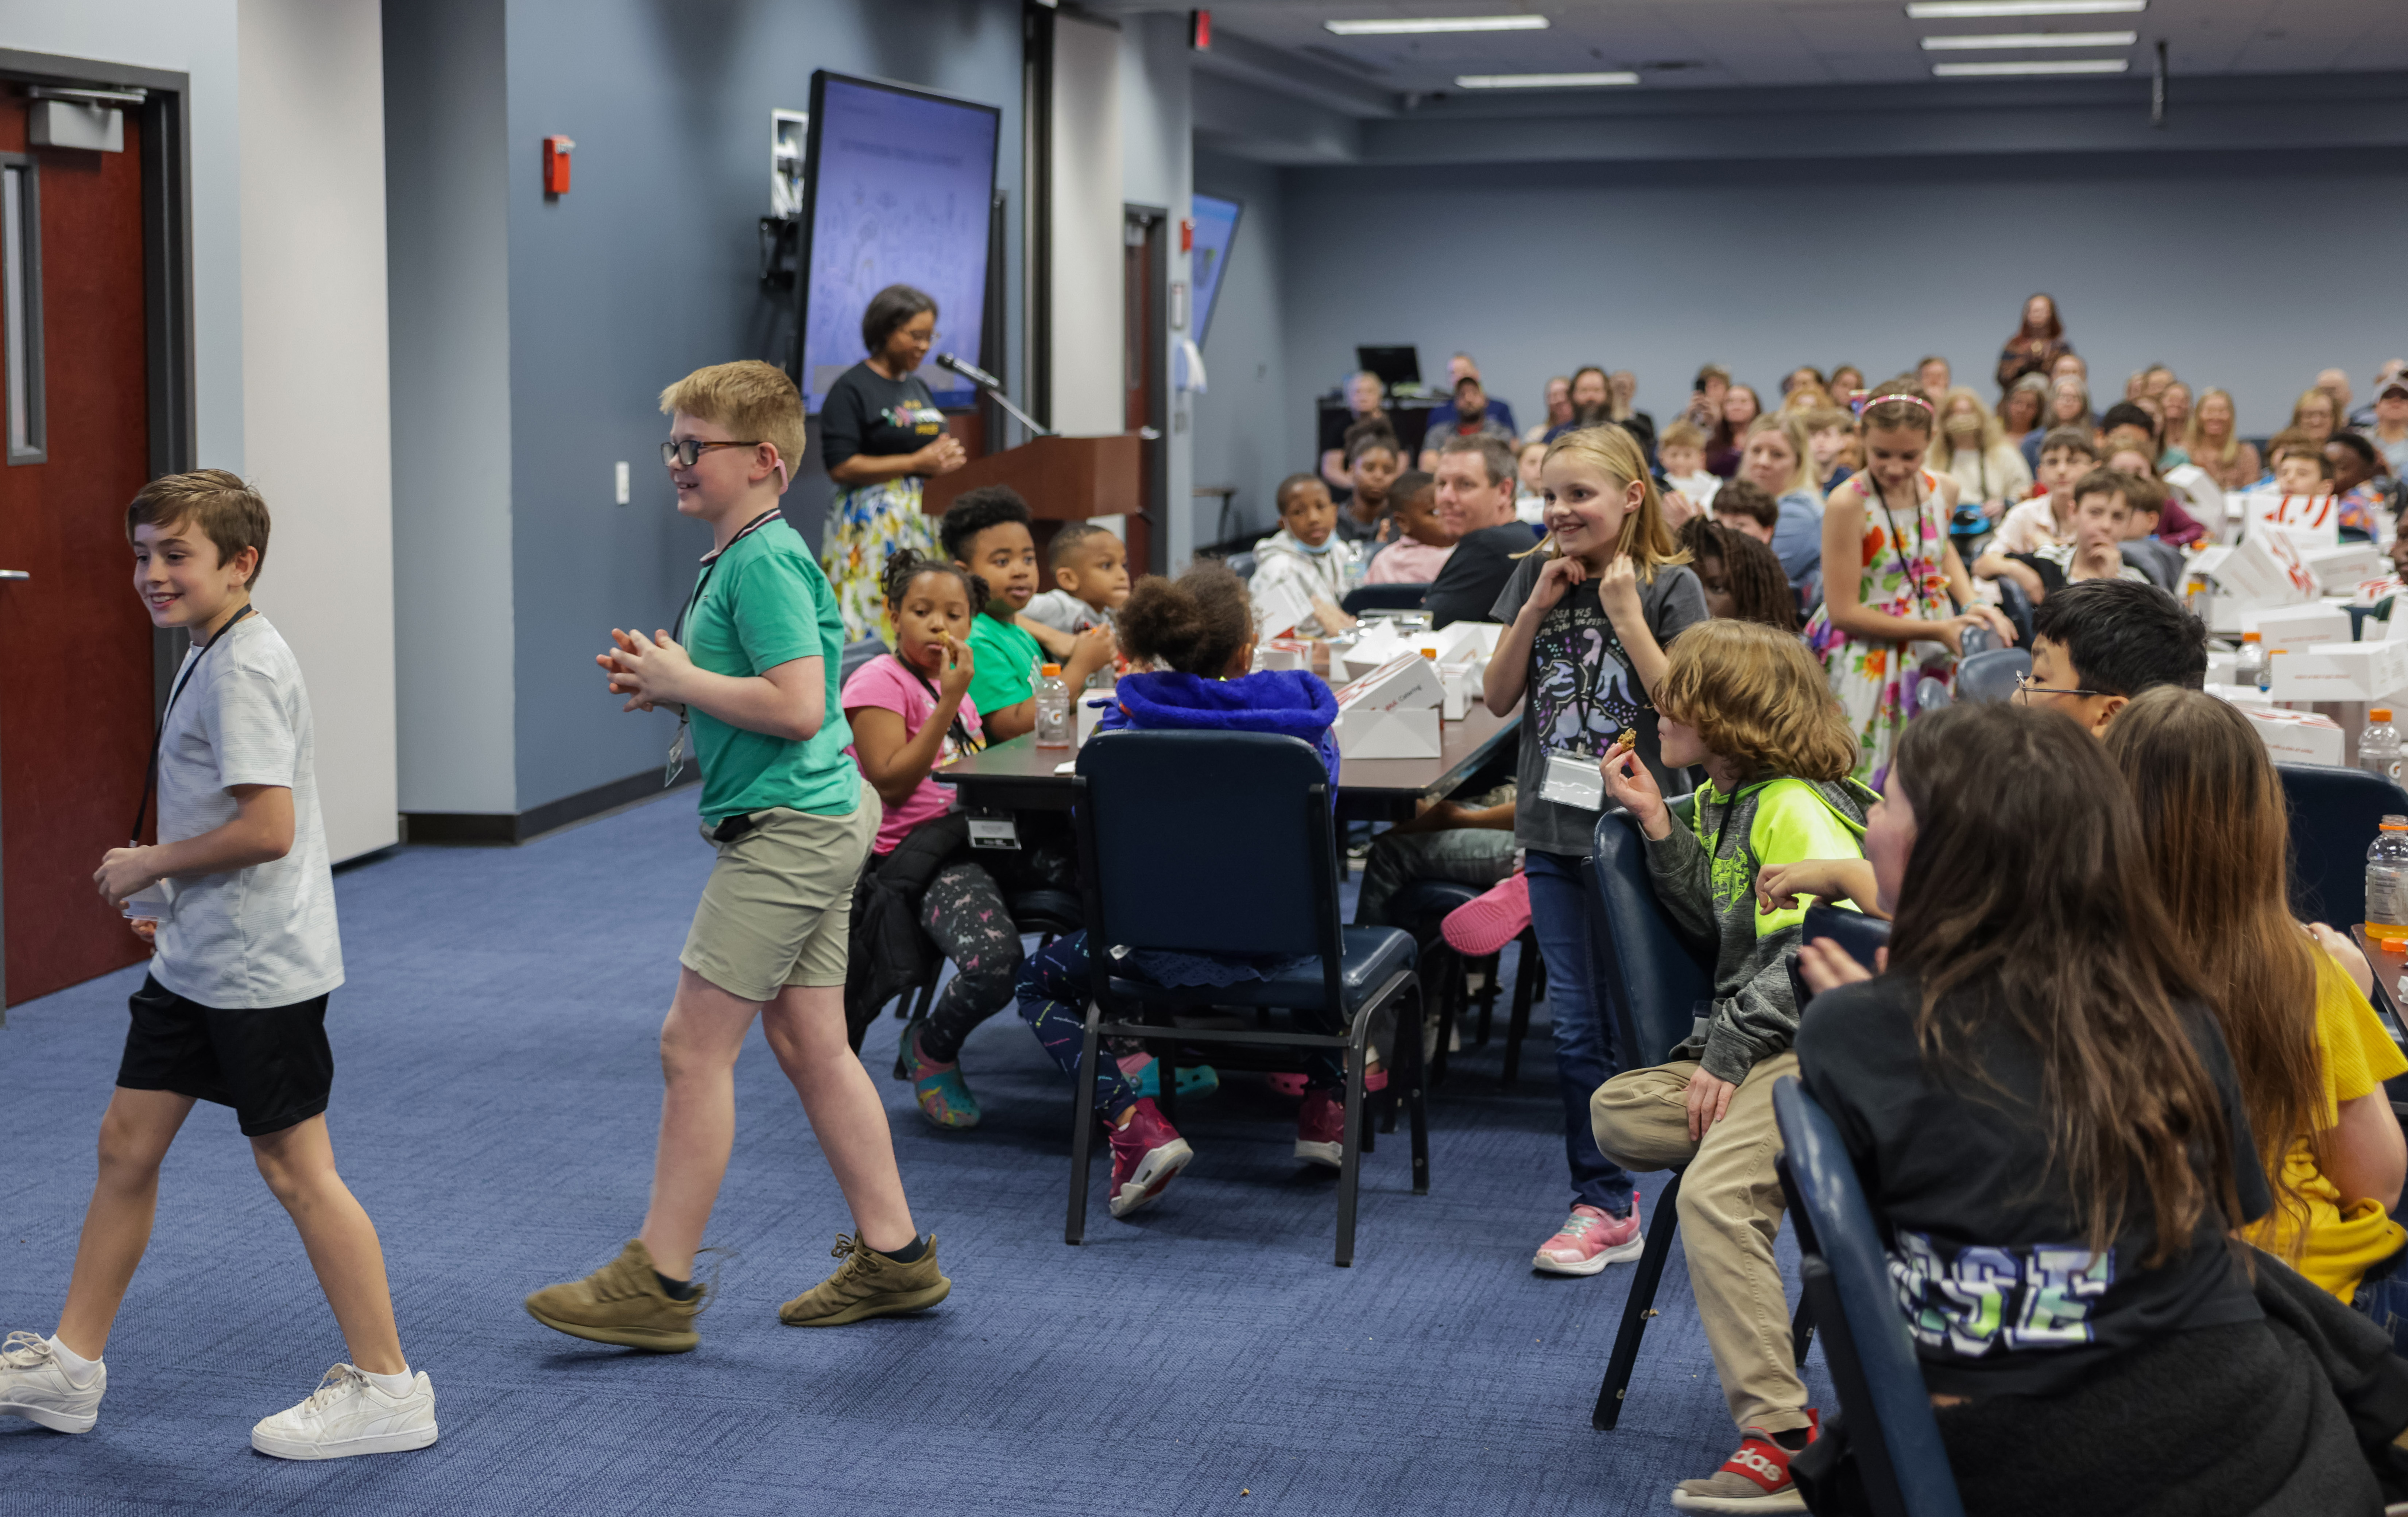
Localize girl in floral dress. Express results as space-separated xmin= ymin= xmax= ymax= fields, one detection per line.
xmin=1804 ymin=380 xmax=2017 ymax=782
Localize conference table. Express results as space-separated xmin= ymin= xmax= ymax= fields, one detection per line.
xmin=932 ymin=701 xmax=1518 ymax=824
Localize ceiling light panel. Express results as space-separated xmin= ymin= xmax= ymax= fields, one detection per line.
xmin=1907 ymin=0 xmax=2145 ymax=17
xmin=1325 ymin=15 xmax=1549 ymax=35
xmin=1931 ymin=58 xmax=2132 ymax=74
xmin=1455 ymin=71 xmax=1640 ymax=88
xmin=1920 ymin=31 xmax=2137 ymax=49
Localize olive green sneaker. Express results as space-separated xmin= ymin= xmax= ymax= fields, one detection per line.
xmin=524 ymin=1239 xmax=706 ymax=1353
xmin=778 ymin=1234 xmax=951 ymax=1327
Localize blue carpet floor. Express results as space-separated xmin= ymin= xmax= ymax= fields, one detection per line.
xmin=0 ymin=791 xmax=1828 ymax=1515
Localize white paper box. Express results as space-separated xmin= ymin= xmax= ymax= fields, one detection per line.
xmin=2207 ymin=649 xmax=2238 ymax=686
xmin=2208 ymin=529 xmax=2317 ymax=609
xmin=1075 ymin=690 xmax=1115 ymax=747
xmin=1335 ymin=703 xmax=1441 ymax=759
xmin=1255 ymin=639 xmax=1311 ymax=672
xmin=1252 ymin=572 xmax=1315 ymax=639
xmin=2244 ymin=706 xmax=2346 ymax=767
xmin=2206 ymin=681 xmax=2277 ymax=710
xmin=2306 ymin=544 xmax=2385 ymax=595
xmin=1333 ymin=624 xmax=1405 ymax=681
xmin=2270 ymin=641 xmax=2408 ymax=703
xmin=1438 ymin=658 xmax=1483 ymax=721
xmin=2241 ymin=602 xmax=2352 ymax=649
xmin=1335 ymin=652 xmax=1445 ymax=714
xmin=2235 ymin=489 xmax=2342 ymax=555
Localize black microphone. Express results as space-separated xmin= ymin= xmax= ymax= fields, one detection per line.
xmin=936 ymin=352 xmax=1003 ymax=391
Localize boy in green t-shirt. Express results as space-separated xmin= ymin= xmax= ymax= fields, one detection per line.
xmin=939 ymin=487 xmax=1112 ymax=740
xmin=526 ymin=361 xmax=947 ymax=1351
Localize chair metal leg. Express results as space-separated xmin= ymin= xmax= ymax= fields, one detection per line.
xmin=1336 ymin=1025 xmax=1367 ymax=1268
xmin=1592 ymin=1174 xmax=1684 ymax=1430
xmin=1402 ymin=979 xmax=1429 ymax=1195
xmin=1503 ymin=931 xmax=1540 ymax=1088
xmin=1474 ymin=951 xmax=1501 ymax=1044
xmin=1791 ymin=1295 xmax=1815 ymax=1369
xmin=1431 ymin=948 xmax=1461 ymax=1087
xmin=1065 ymin=1003 xmax=1104 ymax=1246
xmin=1154 ymin=1025 xmax=1179 ymax=1126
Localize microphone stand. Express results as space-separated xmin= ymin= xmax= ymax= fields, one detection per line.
xmin=940 ymin=358 xmax=1052 ymax=443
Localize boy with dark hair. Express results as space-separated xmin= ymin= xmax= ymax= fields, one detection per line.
xmin=1251 ymin=473 xmax=1362 ymax=637
xmin=2114 ymin=474 xmax=2186 ymax=590
xmin=1023 ymin=521 xmax=1130 ymax=635
xmin=0 ymin=470 xmax=436 ymax=1458
xmin=941 ymin=486 xmax=1113 ymax=740
xmin=1711 ymin=479 xmax=1781 ymax=546
xmin=1986 ymin=469 xmax=2151 ymax=604
xmin=529 ymin=360 xmax=946 ymax=1351
xmin=2020 ymin=578 xmax=2208 ymax=736
xmin=1992 ymin=426 xmax=2099 ymax=555
xmin=2095 ymin=400 xmax=2161 ymax=461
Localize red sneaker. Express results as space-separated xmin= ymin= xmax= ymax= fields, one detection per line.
xmin=1442 ymin=871 xmax=1530 ymax=957
xmin=1294 ymin=1087 xmax=1346 ymax=1169
xmin=1531 ymin=1200 xmax=1644 ymax=1276
xmin=1671 ymin=1411 xmax=1819 ymax=1512
xmin=1106 ymin=1098 xmax=1193 ymax=1218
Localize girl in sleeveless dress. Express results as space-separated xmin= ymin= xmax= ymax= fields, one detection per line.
xmin=1804 ymin=379 xmax=2016 ymax=783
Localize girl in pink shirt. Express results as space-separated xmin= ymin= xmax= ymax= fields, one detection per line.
xmin=1362 ymin=472 xmax=1457 ymax=586
xmin=841 ymin=552 xmax=1014 ymax=1129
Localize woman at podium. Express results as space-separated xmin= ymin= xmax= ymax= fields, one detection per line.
xmin=821 ymin=283 xmax=968 ymax=641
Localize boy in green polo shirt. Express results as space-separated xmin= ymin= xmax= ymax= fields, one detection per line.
xmin=526 ymin=361 xmax=947 ymax=1352
xmin=939 ymin=488 xmax=1112 ymax=740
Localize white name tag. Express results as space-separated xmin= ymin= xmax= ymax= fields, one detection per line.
xmin=1539 ymin=750 xmax=1606 ymax=812
xmin=967 ymin=816 xmax=1021 ymax=850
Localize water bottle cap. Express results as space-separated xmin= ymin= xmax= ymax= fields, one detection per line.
xmin=1041 ymin=663 xmax=1061 ymax=676
xmin=2242 ymin=631 xmax=2261 ymax=642
xmin=2386 ymin=815 xmax=2408 ymax=831
xmin=2378 ymin=709 xmax=2395 ymax=722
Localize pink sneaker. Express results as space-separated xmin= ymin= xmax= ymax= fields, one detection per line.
xmin=1269 ymin=1067 xmax=1385 ymax=1099
xmin=1295 ymin=1087 xmax=1346 ymax=1169
xmin=1106 ymin=1098 xmax=1193 ymax=1218
xmin=1443 ymin=872 xmax=1530 ymax=957
xmin=1532 ymin=1199 xmax=1644 ymax=1276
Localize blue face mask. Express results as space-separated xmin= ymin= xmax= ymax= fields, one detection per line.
xmin=1292 ymin=532 xmax=1334 ymax=555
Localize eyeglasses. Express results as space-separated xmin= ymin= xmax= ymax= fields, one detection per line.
xmin=661 ymin=438 xmax=760 ymax=469
xmin=2014 ymin=673 xmax=2102 ymax=704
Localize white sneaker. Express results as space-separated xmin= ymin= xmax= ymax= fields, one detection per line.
xmin=250 ymin=1364 xmax=437 ymax=1460
xmin=0 ymin=1332 xmax=104 ymax=1434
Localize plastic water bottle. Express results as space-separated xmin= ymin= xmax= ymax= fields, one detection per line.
xmin=1033 ymin=662 xmax=1071 ymax=747
xmin=2364 ymin=708 xmax=2403 ymax=785
xmin=2235 ymin=631 xmax=2267 ymax=691
xmin=2368 ymin=815 xmax=2408 ymax=944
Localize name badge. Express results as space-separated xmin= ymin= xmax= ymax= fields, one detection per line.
xmin=1539 ymin=749 xmax=1606 ymax=812
xmin=967 ymin=815 xmax=1021 ymax=850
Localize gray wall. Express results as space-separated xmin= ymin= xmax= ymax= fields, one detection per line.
xmin=1190 ymin=149 xmax=1289 ymax=548
xmin=1207 ymin=150 xmax=2408 ymax=522
xmin=390 ymin=0 xmax=1027 ymax=815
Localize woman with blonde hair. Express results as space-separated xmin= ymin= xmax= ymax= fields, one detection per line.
xmin=1484 ymin=421 xmax=1707 ymax=1277
xmin=2105 ymin=686 xmax=2407 ymax=1314
xmin=2291 ymin=386 xmax=2340 ymax=447
xmin=1932 ymin=385 xmax=2033 ymax=518
xmin=1738 ymin=413 xmax=1827 ymax=593
xmin=2184 ymin=387 xmax=2261 ymax=493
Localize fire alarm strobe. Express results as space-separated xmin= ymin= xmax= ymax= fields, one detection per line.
xmin=543 ymin=135 xmax=575 ymax=196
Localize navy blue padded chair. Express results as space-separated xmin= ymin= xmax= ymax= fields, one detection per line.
xmin=1226 ymin=550 xmax=1258 ymax=581
xmin=1787 ymin=903 xmax=1892 ymax=1017
xmin=1991 ymin=576 xmax=2034 ymax=649
xmin=1385 ymin=877 xmax=1538 ymax=1088
xmin=1584 ymin=807 xmax=1758 ymax=1429
xmin=1341 ymin=582 xmax=1430 ymax=615
xmin=839 ymin=635 xmax=888 ymax=688
xmin=1066 ymin=729 xmax=1426 ymax=1266
xmin=1774 ymin=1078 xmax=1968 ymax=1517
xmin=2277 ymin=762 xmax=2408 ymax=930
xmin=1952 ymin=647 xmax=2028 ymax=705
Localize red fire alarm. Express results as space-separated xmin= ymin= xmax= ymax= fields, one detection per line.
xmin=1188 ymin=10 xmax=1211 ymax=50
xmin=542 ymin=135 xmax=574 ymax=196
xmin=1180 ymin=217 xmax=1194 ymax=253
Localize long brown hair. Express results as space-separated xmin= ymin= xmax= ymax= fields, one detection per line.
xmin=1886 ymin=703 xmax=2241 ymax=1265
xmin=1655 ymin=618 xmax=1853 ymax=780
xmin=2103 ymin=687 xmax=2325 ymax=1249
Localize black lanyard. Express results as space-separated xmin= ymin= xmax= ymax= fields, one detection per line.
xmin=131 ymin=604 xmax=256 ymax=844
xmin=671 ymin=508 xmax=782 ymax=645
xmin=907 ymin=664 xmax=984 ymax=756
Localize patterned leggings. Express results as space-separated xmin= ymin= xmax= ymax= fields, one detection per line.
xmin=1015 ymin=931 xmax=1344 ymax=1119
xmin=915 ymin=860 xmax=1023 ymax=1064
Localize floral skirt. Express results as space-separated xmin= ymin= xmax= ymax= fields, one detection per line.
xmin=1807 ymin=606 xmax=1953 ymax=785
xmin=822 ymin=477 xmax=937 ymax=645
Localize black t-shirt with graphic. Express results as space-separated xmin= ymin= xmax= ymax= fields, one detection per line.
xmin=820 ymin=363 xmax=945 ymax=473
xmin=1491 ymin=553 xmax=1708 ymax=856
xmin=1798 ymin=973 xmax=2271 ymax=1399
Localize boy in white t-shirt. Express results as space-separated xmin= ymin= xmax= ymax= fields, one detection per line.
xmin=1988 ymin=426 xmax=2099 ymax=557
xmin=0 ymin=472 xmax=436 ymax=1459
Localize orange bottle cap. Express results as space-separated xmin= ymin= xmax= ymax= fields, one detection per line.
xmin=1041 ymin=663 xmax=1062 ymax=676
xmin=2242 ymin=631 xmax=2262 ymax=642
xmin=2377 ymin=709 xmax=2395 ymax=722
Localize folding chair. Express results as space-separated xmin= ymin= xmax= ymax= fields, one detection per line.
xmin=1064 ymin=729 xmax=1427 ymax=1266
xmin=1583 ymin=808 xmax=1812 ymax=1429
xmin=1952 ymin=648 xmax=2028 ymax=705
xmin=1774 ymin=1078 xmax=1968 ymax=1517
xmin=2276 ymin=762 xmax=2408 ymax=929
xmin=1341 ymin=582 xmax=1431 ymax=616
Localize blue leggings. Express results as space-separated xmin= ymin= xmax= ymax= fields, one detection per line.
xmin=1015 ymin=931 xmax=1344 ymax=1118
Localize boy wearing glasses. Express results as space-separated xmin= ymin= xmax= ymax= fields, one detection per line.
xmin=2018 ymin=578 xmax=2207 ymax=737
xmin=526 ymin=361 xmax=947 ymax=1352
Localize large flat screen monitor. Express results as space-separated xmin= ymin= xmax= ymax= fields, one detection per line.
xmin=794 ymin=71 xmax=1001 ymax=415
xmin=1189 ymin=192 xmax=1241 ymax=346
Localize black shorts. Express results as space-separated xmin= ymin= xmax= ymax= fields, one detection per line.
xmin=116 ymin=974 xmax=333 ymax=1137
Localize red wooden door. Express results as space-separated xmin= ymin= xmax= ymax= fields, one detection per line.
xmin=0 ymin=91 xmax=155 ymax=1005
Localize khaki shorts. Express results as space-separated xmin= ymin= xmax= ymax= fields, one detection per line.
xmin=680 ymin=795 xmax=879 ymax=1002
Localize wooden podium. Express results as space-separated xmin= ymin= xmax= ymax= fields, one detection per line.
xmin=921 ymin=433 xmax=1142 ymax=521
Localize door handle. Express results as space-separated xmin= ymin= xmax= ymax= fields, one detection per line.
xmin=0 ymin=570 xmax=25 ymax=580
